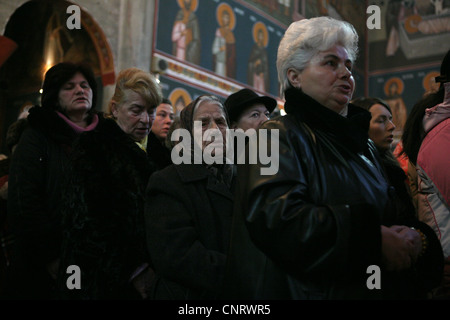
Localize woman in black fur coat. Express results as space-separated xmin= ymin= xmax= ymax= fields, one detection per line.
xmin=57 ymin=68 xmax=162 ymax=299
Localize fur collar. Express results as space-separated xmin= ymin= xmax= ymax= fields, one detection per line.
xmin=77 ymin=116 xmax=151 ymax=173
xmin=27 ymin=106 xmax=79 ymax=145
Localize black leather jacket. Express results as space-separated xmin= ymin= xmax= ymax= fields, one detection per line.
xmin=223 ymin=88 xmax=402 ymax=299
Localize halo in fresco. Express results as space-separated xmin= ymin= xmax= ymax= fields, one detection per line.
xmin=216 ymin=3 xmax=236 ymax=30
xmin=252 ymin=21 xmax=269 ymax=48
xmin=384 ymin=77 xmax=404 ymax=96
xmin=404 ymin=14 xmax=422 ymax=34
xmin=423 ymin=71 xmax=441 ymax=93
xmin=177 ymin=0 xmax=198 ymax=12
xmin=169 ymin=87 xmax=192 ymax=115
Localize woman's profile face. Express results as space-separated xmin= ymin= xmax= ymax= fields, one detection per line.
xmin=368 ymin=104 xmax=395 ymax=151
xmin=292 ymin=45 xmax=355 ymax=113
xmin=58 ymin=72 xmax=93 ymax=116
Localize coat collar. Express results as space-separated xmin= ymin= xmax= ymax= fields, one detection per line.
xmin=175 ymin=163 xmax=209 ymax=182
xmin=97 ymin=117 xmax=148 ymax=156
xmin=27 ymin=106 xmax=78 ymax=144
xmin=79 ymin=117 xmax=152 ymax=177
xmin=174 ymin=163 xmax=235 ymax=200
xmin=284 ymin=88 xmax=371 ymax=154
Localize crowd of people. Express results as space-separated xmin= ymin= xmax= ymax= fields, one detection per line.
xmin=0 ymin=16 xmax=448 ymax=300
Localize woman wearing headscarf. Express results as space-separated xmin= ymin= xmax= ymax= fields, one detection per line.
xmin=144 ymin=95 xmax=235 ymax=299
xmin=6 ymin=62 xmax=99 ymax=299
xmin=222 ymin=16 xmax=443 ymax=300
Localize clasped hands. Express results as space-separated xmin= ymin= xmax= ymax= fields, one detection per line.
xmin=381 ymin=225 xmax=422 ymax=272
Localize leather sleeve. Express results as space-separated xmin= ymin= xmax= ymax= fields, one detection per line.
xmin=238 ymin=119 xmax=381 ymax=280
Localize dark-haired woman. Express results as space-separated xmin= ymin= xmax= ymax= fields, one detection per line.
xmin=352 ymin=97 xmax=444 ymax=298
xmin=5 ymin=62 xmax=99 ymax=299
xmin=351 ymin=97 xmax=416 ymax=223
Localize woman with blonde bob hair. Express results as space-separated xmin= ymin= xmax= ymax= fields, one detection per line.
xmin=58 ymin=68 xmax=163 ymax=299
xmin=222 ymin=16 xmax=443 ymax=300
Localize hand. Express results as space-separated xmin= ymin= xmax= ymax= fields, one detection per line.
xmin=389 ymin=225 xmax=409 ymax=233
xmin=132 ymin=267 xmax=156 ymax=299
xmin=386 ymin=225 xmax=422 ymax=262
xmin=381 ymin=225 xmax=414 ymax=271
xmin=396 ymin=227 xmax=422 ymax=263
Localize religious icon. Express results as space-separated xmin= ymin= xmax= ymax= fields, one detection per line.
xmin=172 ymin=0 xmax=201 ymax=65
xmin=384 ymin=77 xmax=408 ymax=135
xmin=247 ymin=22 xmax=270 ymax=92
xmin=212 ymin=3 xmax=236 ymax=78
xmin=423 ymin=71 xmax=441 ymax=95
xmin=169 ymin=87 xmax=192 ymax=116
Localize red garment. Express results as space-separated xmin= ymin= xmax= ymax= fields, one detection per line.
xmin=393 ymin=141 xmax=409 ymax=177
xmin=416 ymin=82 xmax=450 ymax=261
xmin=418 ymin=117 xmax=450 ymax=208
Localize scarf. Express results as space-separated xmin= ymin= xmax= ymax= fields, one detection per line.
xmin=56 ymin=111 xmax=99 ymax=134
xmin=135 ymin=135 xmax=148 ymax=153
xmin=423 ymin=82 xmax=450 ymax=134
xmin=179 ymin=95 xmax=234 ymax=186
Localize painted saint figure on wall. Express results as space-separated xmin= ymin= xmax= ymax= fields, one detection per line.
xmin=212 ymin=3 xmax=236 ymax=78
xmin=169 ymin=87 xmax=192 ymax=116
xmin=384 ymin=77 xmax=407 ymax=136
xmin=247 ymin=22 xmax=270 ymax=92
xmin=172 ymin=0 xmax=201 ymax=65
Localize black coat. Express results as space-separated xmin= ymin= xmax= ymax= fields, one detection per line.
xmin=221 ymin=88 xmax=443 ymax=300
xmin=147 ymin=130 xmax=173 ymax=170
xmin=145 ymin=163 xmax=235 ymax=299
xmin=378 ymin=154 xmax=444 ymax=299
xmin=57 ymin=117 xmax=155 ymax=299
xmin=6 ymin=106 xmax=80 ymax=299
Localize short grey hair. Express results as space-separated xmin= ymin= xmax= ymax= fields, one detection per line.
xmin=277 ymin=16 xmax=359 ymax=98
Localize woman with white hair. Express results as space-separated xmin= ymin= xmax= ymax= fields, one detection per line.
xmin=222 ymin=16 xmax=443 ymax=300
